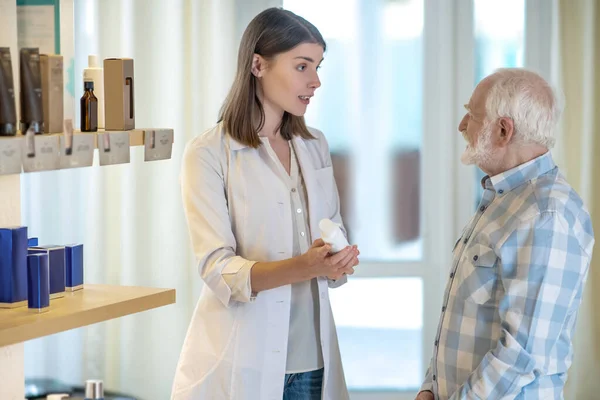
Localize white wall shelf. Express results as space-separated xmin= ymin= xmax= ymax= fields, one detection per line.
xmin=0 ymin=128 xmax=174 ymax=174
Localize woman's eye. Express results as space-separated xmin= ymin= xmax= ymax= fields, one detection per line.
xmin=297 ymin=64 xmax=306 ymax=71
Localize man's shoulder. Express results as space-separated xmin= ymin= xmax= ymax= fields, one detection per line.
xmin=501 ymin=168 xmax=594 ymax=254
xmin=529 ymin=169 xmax=589 ymax=225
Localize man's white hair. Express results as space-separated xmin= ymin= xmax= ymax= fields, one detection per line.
xmin=485 ymin=68 xmax=563 ymax=149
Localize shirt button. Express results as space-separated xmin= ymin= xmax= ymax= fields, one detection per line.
xmin=463 ymin=238 xmax=468 ymax=244
xmin=479 ymin=206 xmax=486 ymax=212
xmin=297 ymin=208 xmax=302 ymax=214
xmin=473 ymin=255 xmax=479 ymax=261
xmin=433 ymin=375 xmax=436 ymax=381
xmin=441 ymin=306 xmax=446 ymax=312
xmin=498 ymin=189 xmax=504 ymax=194
xmin=301 ymin=232 xmax=305 ymax=237
xmin=450 ymin=272 xmax=454 ymax=278
xmin=291 ymin=188 xmax=296 ymax=192
xmin=434 ymin=340 xmax=438 ymax=346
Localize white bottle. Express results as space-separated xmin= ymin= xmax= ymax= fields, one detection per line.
xmin=83 ymin=55 xmax=104 ymax=129
xmin=319 ymin=218 xmax=350 ymax=253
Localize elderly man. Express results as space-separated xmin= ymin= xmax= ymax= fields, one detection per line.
xmin=417 ymin=68 xmax=595 ymax=400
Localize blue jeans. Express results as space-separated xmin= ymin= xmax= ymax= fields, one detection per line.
xmin=283 ymin=368 xmax=324 ymax=400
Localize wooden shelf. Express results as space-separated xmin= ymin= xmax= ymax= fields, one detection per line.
xmin=0 ymin=284 xmax=176 ymax=347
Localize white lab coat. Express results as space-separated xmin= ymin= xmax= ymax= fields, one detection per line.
xmin=171 ymin=123 xmax=350 ymax=400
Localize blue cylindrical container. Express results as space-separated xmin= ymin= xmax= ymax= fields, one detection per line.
xmin=27 ymin=252 xmax=49 ymax=312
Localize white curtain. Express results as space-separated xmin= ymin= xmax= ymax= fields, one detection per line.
xmin=22 ymin=1 xmax=279 ymax=398
xmin=558 ymin=1 xmax=600 ymax=399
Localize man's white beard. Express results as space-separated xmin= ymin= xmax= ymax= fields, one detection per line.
xmin=461 ymin=123 xmax=493 ymax=167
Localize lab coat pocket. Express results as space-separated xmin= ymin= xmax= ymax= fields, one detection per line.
xmin=314 ymin=166 xmax=335 ymax=211
xmin=458 ymin=244 xmax=498 ymax=305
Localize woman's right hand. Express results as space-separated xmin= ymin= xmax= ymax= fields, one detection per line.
xmin=301 ymin=239 xmax=359 ymax=280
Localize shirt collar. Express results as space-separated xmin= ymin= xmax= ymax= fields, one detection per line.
xmin=482 ymin=151 xmax=556 ymax=195
xmin=229 ymin=138 xmax=249 ymax=151
xmin=228 ymin=131 xmax=285 ymax=151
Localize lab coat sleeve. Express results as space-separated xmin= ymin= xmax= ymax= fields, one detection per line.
xmin=180 ymin=139 xmax=256 ymax=307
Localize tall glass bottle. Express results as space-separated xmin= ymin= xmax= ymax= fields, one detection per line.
xmin=80 ymin=80 xmax=97 ymax=132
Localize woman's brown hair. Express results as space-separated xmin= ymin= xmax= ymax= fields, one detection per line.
xmin=218 ymin=7 xmax=326 ymax=148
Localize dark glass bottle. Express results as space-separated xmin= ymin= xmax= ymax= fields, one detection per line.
xmin=80 ymin=80 xmax=97 ymax=132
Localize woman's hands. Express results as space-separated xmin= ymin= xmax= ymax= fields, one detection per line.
xmin=301 ymin=239 xmax=360 ymax=280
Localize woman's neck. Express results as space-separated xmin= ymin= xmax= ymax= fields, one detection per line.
xmin=256 ymin=91 xmax=284 ymax=140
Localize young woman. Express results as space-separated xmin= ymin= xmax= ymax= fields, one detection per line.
xmin=171 ymin=7 xmax=359 ymax=400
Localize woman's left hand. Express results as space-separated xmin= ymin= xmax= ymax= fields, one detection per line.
xmin=325 ymin=244 xmax=360 ymax=280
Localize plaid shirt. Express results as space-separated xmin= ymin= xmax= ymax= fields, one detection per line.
xmin=421 ymin=152 xmax=595 ymax=399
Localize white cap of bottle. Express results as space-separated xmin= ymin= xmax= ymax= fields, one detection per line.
xmin=88 ymin=54 xmax=99 ymax=68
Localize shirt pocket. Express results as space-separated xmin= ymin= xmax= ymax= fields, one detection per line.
xmin=457 ymin=243 xmax=498 ymax=305
xmin=314 ymin=166 xmax=335 ymax=210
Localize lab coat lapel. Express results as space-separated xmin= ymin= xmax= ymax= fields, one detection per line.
xmin=292 ymin=136 xmax=321 ymax=242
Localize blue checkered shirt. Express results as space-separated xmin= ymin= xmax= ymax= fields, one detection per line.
xmin=421 ymin=152 xmax=595 ymax=399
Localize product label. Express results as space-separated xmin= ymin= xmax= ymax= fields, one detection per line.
xmin=0 ymin=137 xmax=23 ymax=175
xmin=144 ymin=129 xmax=173 ymax=161
xmin=21 ymin=135 xmax=60 ymax=172
xmin=98 ymin=131 xmax=130 ymax=166
xmin=59 ymin=133 xmax=94 ymax=169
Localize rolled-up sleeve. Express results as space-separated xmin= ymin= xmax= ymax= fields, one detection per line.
xmin=222 ymin=263 xmax=255 ymax=303
xmin=180 ymin=140 xmax=256 ymax=307
xmin=419 ymin=358 xmax=434 ymax=393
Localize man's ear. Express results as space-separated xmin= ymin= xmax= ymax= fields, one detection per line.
xmin=251 ymin=54 xmax=267 ymax=78
xmin=496 ymin=117 xmax=514 ymax=147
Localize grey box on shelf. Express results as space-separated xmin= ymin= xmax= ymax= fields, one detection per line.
xmin=144 ymin=129 xmax=173 ymax=161
xmin=0 ymin=137 xmax=24 ymax=174
xmin=97 ymin=131 xmax=130 ymax=166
